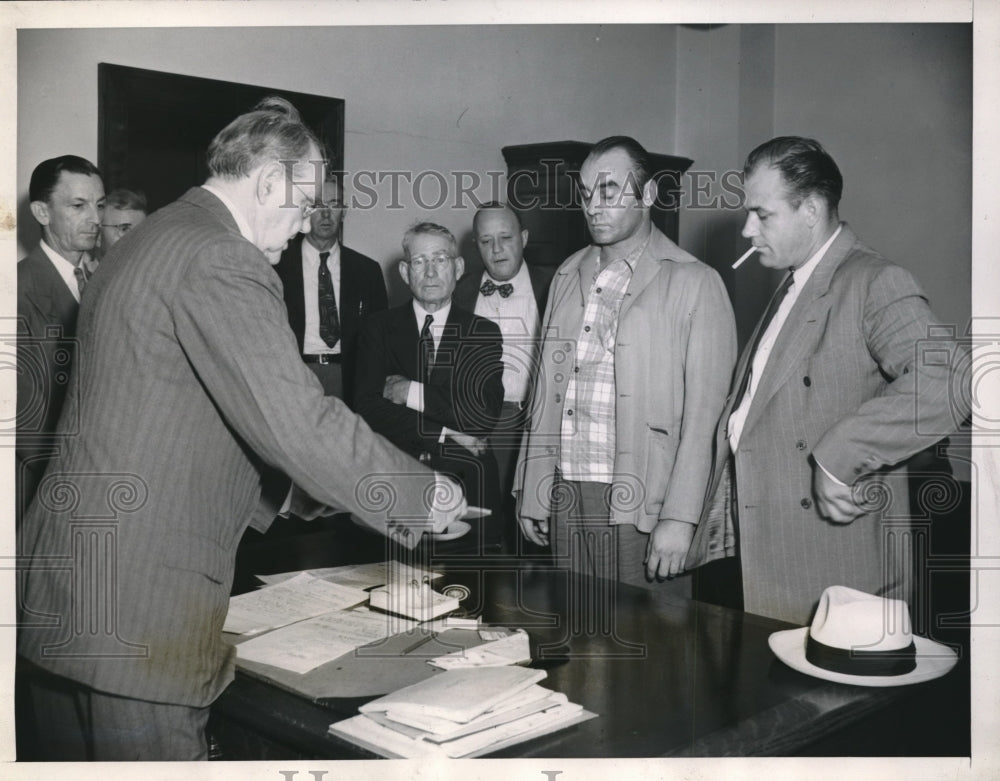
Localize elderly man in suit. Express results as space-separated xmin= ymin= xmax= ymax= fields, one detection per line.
xmin=16 ymin=97 xmax=465 ymax=761
xmin=91 ymin=186 xmax=148 ymax=271
xmin=454 ymin=202 xmax=554 ymax=553
xmin=355 ymin=222 xmax=505 ymax=553
xmin=16 ymin=155 xmax=105 ymax=525
xmin=275 ymin=176 xmax=387 ymax=405
xmin=514 ymin=136 xmax=736 ymax=589
xmin=685 ymin=136 xmax=969 ymax=625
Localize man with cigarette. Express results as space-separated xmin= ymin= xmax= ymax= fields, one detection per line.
xmin=514 ymin=135 xmax=736 ymax=588
xmin=686 ymin=136 xmax=968 ymax=625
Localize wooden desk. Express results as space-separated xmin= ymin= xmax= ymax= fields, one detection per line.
xmin=212 ymin=528 xmax=969 ymax=759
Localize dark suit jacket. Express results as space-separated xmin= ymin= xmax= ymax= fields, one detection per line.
xmin=17 ymin=187 xmax=440 ymax=707
xmin=16 ymin=245 xmax=80 ymax=521
xmin=686 ymin=224 xmax=967 ymax=625
xmin=274 ymin=236 xmax=387 ymax=406
xmin=452 ymin=262 xmax=554 ymax=320
xmin=354 ymin=303 xmax=505 ymax=543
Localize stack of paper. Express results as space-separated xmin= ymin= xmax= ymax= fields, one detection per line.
xmin=256 ymin=561 xmax=442 ymax=590
xmin=328 ymin=667 xmax=596 ymax=758
xmin=368 ymin=580 xmax=458 ymax=622
xmin=224 ymin=573 xmax=369 ymax=635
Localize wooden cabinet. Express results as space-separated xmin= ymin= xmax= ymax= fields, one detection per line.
xmin=501 ymin=141 xmax=692 ymax=267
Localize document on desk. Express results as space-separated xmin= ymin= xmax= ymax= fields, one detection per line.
xmin=428 ymin=628 xmax=531 ymax=669
xmin=224 ymin=572 xmax=369 ymax=635
xmin=235 ymin=607 xmax=416 ymax=675
xmin=256 ymin=561 xmax=443 ymax=590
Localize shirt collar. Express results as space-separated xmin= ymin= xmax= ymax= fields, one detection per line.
xmin=790 ymin=223 xmax=843 ymax=289
xmin=302 ymin=239 xmax=340 ymax=264
xmin=412 ymin=299 xmax=451 ymax=326
xmin=201 ymin=184 xmax=254 ymax=243
xmin=39 ymin=238 xmax=82 ymax=271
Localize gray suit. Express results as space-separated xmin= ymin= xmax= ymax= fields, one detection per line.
xmin=16 ymin=245 xmax=80 ymax=524
xmin=17 ymin=187 xmax=438 ymax=710
xmin=686 ymin=224 xmax=967 ymax=624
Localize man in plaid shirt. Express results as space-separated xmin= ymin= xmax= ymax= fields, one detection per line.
xmin=514 ymin=136 xmax=736 ymax=590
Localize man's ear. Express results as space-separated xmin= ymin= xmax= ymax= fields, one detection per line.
xmin=520 ymin=228 xmax=529 ymax=248
xmin=256 ymin=161 xmax=285 ymax=204
xmin=453 ymin=255 xmax=465 ymax=280
xmin=398 ymin=259 xmax=411 ymax=286
xmin=801 ymin=193 xmax=822 ymax=227
xmin=29 ymin=201 xmax=50 ymax=226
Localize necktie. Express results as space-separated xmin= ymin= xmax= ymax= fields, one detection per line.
xmin=731 ymin=269 xmax=795 ymax=410
xmin=317 ymin=250 xmax=341 ymax=348
xmin=419 ymin=314 xmax=435 ymax=381
xmin=73 ymin=264 xmax=88 ymax=297
xmin=480 ymin=278 xmax=514 ymax=298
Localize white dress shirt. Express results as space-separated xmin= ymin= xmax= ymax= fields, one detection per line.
xmin=729 ymin=224 xmax=843 ymax=452
xmin=472 ymin=262 xmax=540 ymax=404
xmin=301 ymin=240 xmax=342 ymax=356
xmin=405 ymin=300 xmax=452 ymax=414
xmin=39 ymin=240 xmax=85 ymax=303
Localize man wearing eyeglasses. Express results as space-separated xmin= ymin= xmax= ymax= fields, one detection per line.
xmin=275 ymin=176 xmax=387 ymax=403
xmin=94 ymin=187 xmax=148 ymax=269
xmin=17 ymin=99 xmax=466 ymax=761
xmin=355 ymin=222 xmax=506 ymax=553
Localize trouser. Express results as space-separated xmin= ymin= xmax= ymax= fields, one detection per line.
xmin=551 ymin=475 xmax=690 ymax=596
xmin=17 ymin=665 xmax=210 ymax=761
xmin=305 ymin=359 xmax=344 ymax=399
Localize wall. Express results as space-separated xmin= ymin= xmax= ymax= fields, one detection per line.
xmin=16 ymin=25 xmax=677 ymax=300
xmin=772 ymin=23 xmax=972 ymax=332
xmin=671 ymin=23 xmax=971 ymax=341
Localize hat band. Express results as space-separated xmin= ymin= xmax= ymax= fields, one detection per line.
xmin=805 ymin=636 xmax=917 ymax=676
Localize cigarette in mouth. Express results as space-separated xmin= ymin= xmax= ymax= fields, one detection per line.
xmin=732 ymin=246 xmax=757 ymax=269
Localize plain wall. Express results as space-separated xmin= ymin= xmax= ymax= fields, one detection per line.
xmin=671 ymin=23 xmax=971 ymax=340
xmin=16 ymin=25 xmax=677 ymax=300
xmin=16 ymin=23 xmax=971 ymax=326
xmin=773 ymin=23 xmax=972 ymax=332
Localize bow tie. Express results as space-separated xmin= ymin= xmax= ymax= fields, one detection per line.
xmin=480 ymin=279 xmax=514 ymax=298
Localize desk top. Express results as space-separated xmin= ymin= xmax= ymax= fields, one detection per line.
xmin=216 ymin=535 xmax=969 ymax=758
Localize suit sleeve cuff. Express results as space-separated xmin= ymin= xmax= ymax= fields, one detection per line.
xmin=815 ymin=458 xmax=849 ymax=487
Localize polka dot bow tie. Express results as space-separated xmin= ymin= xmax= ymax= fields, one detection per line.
xmin=480 ymin=279 xmax=514 ymax=298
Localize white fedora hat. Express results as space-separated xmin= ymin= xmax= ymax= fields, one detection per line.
xmin=768 ymin=585 xmax=958 ymax=686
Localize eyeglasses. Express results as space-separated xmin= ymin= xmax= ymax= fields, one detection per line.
xmin=290 ymin=183 xmax=321 ymax=218
xmin=101 ymin=223 xmax=135 ymax=235
xmin=405 ymin=251 xmax=454 ymax=272
xmin=312 ymin=200 xmax=345 ymax=212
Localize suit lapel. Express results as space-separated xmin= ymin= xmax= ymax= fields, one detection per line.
xmin=741 ymin=225 xmax=855 ymax=437
xmin=24 ymin=247 xmax=78 ymax=324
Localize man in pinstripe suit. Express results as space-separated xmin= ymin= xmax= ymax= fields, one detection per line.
xmin=686 ymin=137 xmax=968 ymax=626
xmin=16 ymin=97 xmax=465 ymax=761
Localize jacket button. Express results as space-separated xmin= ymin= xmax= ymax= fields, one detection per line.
xmin=796 ymin=440 xmax=807 ymax=451
xmin=566 ymin=409 xmax=573 ymax=416
xmin=554 ymin=373 xmax=564 ymax=383
xmin=801 ymin=498 xmax=812 ymax=509
xmin=803 ymin=376 xmax=812 ymax=387
xmin=584 ymin=325 xmax=591 ymax=333
xmin=555 ymin=394 xmax=562 ymax=403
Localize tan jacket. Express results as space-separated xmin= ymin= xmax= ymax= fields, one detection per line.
xmin=514 ymin=225 xmax=736 ymax=532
